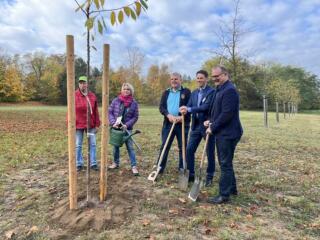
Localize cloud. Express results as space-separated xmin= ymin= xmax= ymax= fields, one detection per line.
xmin=0 ymin=0 xmax=319 ymax=78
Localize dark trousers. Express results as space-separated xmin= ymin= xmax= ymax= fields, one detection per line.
xmin=186 ymin=125 xmax=215 ymax=180
xmin=158 ymin=123 xmax=189 ymax=173
xmin=216 ymin=137 xmax=240 ymax=197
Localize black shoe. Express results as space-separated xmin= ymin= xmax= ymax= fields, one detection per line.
xmin=205 ymin=179 xmax=213 ymax=187
xmin=188 ymin=175 xmax=195 ymax=183
xmin=207 ymin=195 xmax=230 ymax=204
xmin=230 ymin=190 xmax=238 ymax=196
xmin=90 ymin=165 xmax=99 ymax=171
xmin=77 ymin=166 xmax=83 ymax=172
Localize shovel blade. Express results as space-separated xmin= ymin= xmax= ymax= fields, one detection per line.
xmin=147 ymin=166 xmax=161 ymax=182
xmin=178 ymin=169 xmax=189 ymax=191
xmin=188 ymin=178 xmax=203 ymax=202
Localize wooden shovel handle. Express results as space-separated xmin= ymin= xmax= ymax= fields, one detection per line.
xmin=199 ymin=133 xmax=210 ymax=170
xmin=157 ymin=121 xmax=176 ymax=167
xmin=181 ymin=114 xmax=186 ymax=170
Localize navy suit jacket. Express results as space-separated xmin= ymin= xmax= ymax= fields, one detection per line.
xmin=159 ymin=86 xmax=191 ymax=127
xmin=209 ymin=80 xmax=243 ymax=140
xmin=187 ymin=85 xmax=215 ymax=131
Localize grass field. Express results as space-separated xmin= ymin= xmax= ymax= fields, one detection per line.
xmin=0 ymin=106 xmax=319 ymax=240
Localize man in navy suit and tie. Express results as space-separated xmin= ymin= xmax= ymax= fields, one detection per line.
xmin=180 ymin=70 xmax=215 ymax=187
xmin=205 ymin=65 xmax=243 ymax=204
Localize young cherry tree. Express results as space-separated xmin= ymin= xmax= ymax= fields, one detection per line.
xmin=74 ymin=0 xmax=149 ymax=81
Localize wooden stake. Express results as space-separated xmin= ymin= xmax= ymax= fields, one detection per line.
xmin=66 ymin=35 xmax=77 ymax=209
xmin=100 ymin=44 xmax=110 ymax=201
xmin=276 ymin=101 xmax=279 ymax=123
xmin=263 ymin=95 xmax=268 ymax=128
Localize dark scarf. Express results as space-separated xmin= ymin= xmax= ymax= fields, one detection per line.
xmin=118 ymin=94 xmax=133 ymax=107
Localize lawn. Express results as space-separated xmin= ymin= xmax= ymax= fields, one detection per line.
xmin=0 ymin=105 xmax=319 ymax=240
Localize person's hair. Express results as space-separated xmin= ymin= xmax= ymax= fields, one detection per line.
xmin=213 ymin=65 xmax=229 ymax=77
xmin=196 ymin=70 xmax=208 ymax=78
xmin=122 ymin=82 xmax=134 ymax=95
xmin=170 ymin=72 xmax=182 ymax=80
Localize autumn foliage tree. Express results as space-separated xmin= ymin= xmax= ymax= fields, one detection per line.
xmin=0 ymin=65 xmax=24 ymax=102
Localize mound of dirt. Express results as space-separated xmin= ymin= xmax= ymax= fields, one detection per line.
xmin=51 ymin=169 xmax=152 ymax=235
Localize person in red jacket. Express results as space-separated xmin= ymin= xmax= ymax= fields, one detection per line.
xmin=75 ymin=76 xmax=100 ymax=172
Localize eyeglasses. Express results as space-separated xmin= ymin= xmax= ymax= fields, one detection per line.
xmin=211 ymin=73 xmax=223 ymax=79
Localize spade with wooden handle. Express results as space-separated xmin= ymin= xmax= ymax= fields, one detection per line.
xmin=148 ymin=121 xmax=176 ymax=182
xmin=178 ymin=114 xmax=189 ymax=190
xmin=188 ymin=133 xmax=210 ymax=201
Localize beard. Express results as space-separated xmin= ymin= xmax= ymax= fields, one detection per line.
xmin=80 ymin=87 xmax=88 ymax=95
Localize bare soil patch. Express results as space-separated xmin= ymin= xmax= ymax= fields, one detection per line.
xmin=50 ymin=168 xmax=153 ymax=237
xmin=0 ymin=112 xmax=64 ymax=133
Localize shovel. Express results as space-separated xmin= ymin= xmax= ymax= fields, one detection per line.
xmin=188 ymin=133 xmax=210 ymax=202
xmin=178 ymin=114 xmax=189 ymax=191
xmin=148 ymin=121 xmax=176 ymax=182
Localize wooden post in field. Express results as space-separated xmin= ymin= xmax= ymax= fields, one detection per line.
xmin=288 ymin=102 xmax=291 ymax=117
xmin=276 ymin=101 xmax=279 ymax=123
xmin=66 ymin=35 xmax=77 ymax=209
xmin=263 ymin=95 xmax=268 ymax=127
xmin=100 ymin=44 xmax=110 ymax=201
xmin=292 ymin=103 xmax=295 ymax=116
xmin=283 ymin=102 xmax=286 ymax=119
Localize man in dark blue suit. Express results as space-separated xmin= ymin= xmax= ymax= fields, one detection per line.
xmin=179 ymin=70 xmax=215 ymax=187
xmin=205 ymin=66 xmax=243 ymax=204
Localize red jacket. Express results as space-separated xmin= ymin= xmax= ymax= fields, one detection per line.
xmin=75 ymin=89 xmax=100 ymax=129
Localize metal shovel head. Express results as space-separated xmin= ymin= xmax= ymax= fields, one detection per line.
xmin=188 ymin=177 xmax=203 ymax=202
xmin=147 ymin=166 xmax=161 ymax=182
xmin=178 ymin=169 xmax=189 ymax=191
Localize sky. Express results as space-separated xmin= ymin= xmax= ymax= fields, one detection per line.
xmin=0 ymin=0 xmax=320 ymax=78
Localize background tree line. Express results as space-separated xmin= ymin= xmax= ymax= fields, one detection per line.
xmin=0 ymin=50 xmax=319 ymax=110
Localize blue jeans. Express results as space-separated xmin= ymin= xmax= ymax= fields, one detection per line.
xmin=157 ymin=123 xmax=189 ymax=172
xmin=216 ymin=137 xmax=240 ymax=197
xmin=76 ymin=128 xmax=97 ymax=167
xmin=113 ymin=130 xmax=136 ymax=167
xmin=186 ymin=125 xmax=215 ymax=179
